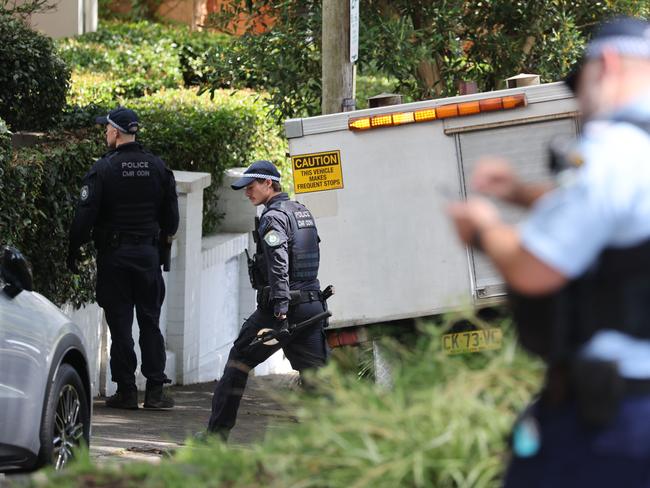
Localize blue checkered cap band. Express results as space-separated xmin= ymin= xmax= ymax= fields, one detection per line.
xmin=587 ymin=35 xmax=650 ymax=59
xmin=244 ymin=173 xmax=281 ymax=181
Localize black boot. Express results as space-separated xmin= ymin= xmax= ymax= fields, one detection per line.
xmin=195 ymin=428 xmax=229 ymax=443
xmin=143 ymin=383 xmax=174 ymax=409
xmin=106 ymin=386 xmax=138 ymax=410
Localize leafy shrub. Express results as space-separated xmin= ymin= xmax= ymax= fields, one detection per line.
xmin=66 ymin=72 xmax=149 ymax=107
xmin=126 ymin=88 xmax=287 ymax=233
xmin=28 ymin=319 xmax=543 ymax=487
xmin=0 ymin=129 xmax=103 ymax=306
xmin=58 ymin=34 xmax=183 ymax=99
xmin=0 ymin=15 xmax=70 ymax=131
xmin=57 ymin=20 xmax=231 ymax=102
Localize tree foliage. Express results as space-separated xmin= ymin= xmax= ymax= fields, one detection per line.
xmin=0 ymin=0 xmax=54 ymax=17
xmin=203 ymin=0 xmax=649 ymax=120
xmin=202 ymin=0 xmax=321 ymax=122
xmin=364 ymin=0 xmax=650 ymax=99
xmin=0 ymin=15 xmax=70 ymax=130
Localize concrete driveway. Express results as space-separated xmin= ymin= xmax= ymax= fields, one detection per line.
xmin=90 ymin=374 xmax=299 ymax=465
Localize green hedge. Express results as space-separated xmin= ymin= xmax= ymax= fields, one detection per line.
xmin=0 ymin=15 xmax=70 ymax=130
xmin=57 ymin=20 xmax=230 ymax=101
xmin=0 ymin=129 xmax=103 ymax=306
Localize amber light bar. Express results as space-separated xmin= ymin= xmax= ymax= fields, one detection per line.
xmin=348 ymin=93 xmax=527 ymax=132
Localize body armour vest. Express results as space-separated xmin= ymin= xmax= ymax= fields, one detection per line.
xmin=255 ymin=199 xmax=320 ymax=286
xmin=512 ymin=116 xmax=650 ymax=362
xmin=510 ymin=240 xmax=650 ymax=362
xmin=96 ymin=143 xmax=166 ymax=235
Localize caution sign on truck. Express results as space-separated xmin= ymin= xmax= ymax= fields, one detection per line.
xmin=291 ymin=150 xmax=344 ymax=194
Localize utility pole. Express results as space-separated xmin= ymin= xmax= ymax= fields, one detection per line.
xmin=322 ymin=0 xmax=357 ymax=115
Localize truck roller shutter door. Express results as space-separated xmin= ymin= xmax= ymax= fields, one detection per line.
xmin=457 ymin=118 xmax=578 ymax=299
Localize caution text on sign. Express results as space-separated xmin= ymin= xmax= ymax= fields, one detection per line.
xmin=292 ymin=150 xmax=344 ymax=194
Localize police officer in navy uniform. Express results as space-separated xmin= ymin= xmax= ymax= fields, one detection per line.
xmin=67 ymin=107 xmax=179 ymax=410
xmin=206 ymin=160 xmax=329 ymax=439
xmin=448 ymin=17 xmax=650 ymax=487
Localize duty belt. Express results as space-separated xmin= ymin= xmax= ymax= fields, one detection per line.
xmin=94 ymin=228 xmax=159 ymax=249
xmin=290 ymin=289 xmax=323 ymax=305
xmin=257 ymin=285 xmax=334 ymax=311
xmin=116 ymin=232 xmax=158 ymax=246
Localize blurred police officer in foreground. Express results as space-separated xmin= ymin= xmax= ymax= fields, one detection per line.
xmin=448 ymin=17 xmax=650 ymax=487
xmin=67 ymin=107 xmax=179 ymax=410
xmin=205 ymin=161 xmax=329 ymax=440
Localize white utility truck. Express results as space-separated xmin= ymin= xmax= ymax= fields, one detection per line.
xmin=284 ymin=82 xmax=578 ymax=347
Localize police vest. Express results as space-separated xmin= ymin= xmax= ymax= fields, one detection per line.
xmin=255 ymin=199 xmax=320 ymax=286
xmin=512 ymin=116 xmax=650 ymax=361
xmin=511 ymin=239 xmax=650 ymax=361
xmin=97 ymin=143 xmax=165 ymax=235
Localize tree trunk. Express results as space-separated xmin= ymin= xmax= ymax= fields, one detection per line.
xmin=416 ymin=57 xmax=443 ymax=98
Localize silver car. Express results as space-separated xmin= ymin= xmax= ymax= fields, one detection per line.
xmin=0 ymin=247 xmax=91 ymax=471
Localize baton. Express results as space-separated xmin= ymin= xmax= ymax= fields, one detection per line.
xmin=249 ymin=310 xmax=332 ymax=348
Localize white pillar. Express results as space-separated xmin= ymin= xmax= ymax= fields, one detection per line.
xmin=218 ymin=169 xmax=258 ymax=327
xmin=166 ymin=170 xmax=211 ymax=384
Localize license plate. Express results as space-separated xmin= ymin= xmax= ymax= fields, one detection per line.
xmin=442 ymin=328 xmax=503 ymax=355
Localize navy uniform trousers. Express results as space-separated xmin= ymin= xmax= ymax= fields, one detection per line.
xmin=208 ymin=299 xmax=328 ymax=433
xmin=504 ymin=395 xmax=650 ymax=487
xmin=96 ymin=243 xmax=168 ymax=389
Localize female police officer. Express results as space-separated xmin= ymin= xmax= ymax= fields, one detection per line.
xmin=205 ymin=160 xmax=329 ymax=440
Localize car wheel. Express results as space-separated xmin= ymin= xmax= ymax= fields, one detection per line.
xmin=38 ymin=363 xmax=90 ymax=470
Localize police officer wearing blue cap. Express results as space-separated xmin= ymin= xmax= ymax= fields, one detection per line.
xmin=205 ymin=160 xmax=329 ymax=439
xmin=448 ymin=16 xmax=650 ymax=486
xmin=68 ymin=107 xmax=179 ymax=410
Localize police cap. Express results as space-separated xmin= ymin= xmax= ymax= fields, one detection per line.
xmin=230 ymin=160 xmax=280 ymax=190
xmin=231 ymin=160 xmax=281 ymax=190
xmin=565 ymin=16 xmax=650 ymax=92
xmin=95 ymin=107 xmax=139 ymax=134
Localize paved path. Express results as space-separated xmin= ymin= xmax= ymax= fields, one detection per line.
xmin=90 ymin=374 xmax=299 ymax=465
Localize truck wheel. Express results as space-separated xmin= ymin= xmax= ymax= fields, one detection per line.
xmin=38 ymin=363 xmax=90 ymax=470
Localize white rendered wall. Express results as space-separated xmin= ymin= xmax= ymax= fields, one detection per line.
xmin=198 ymin=234 xmax=247 ymax=382
xmin=27 ymin=0 xmax=98 ymax=39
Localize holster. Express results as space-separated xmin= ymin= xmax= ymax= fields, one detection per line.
xmin=159 ymin=235 xmax=173 ymax=272
xmin=543 ymin=359 xmax=624 ymax=429
xmin=256 ymin=286 xmax=272 ymax=311
xmin=570 ymin=358 xmax=624 ymax=429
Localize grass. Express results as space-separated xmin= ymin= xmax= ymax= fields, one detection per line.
xmin=23 ymin=315 xmax=543 ymax=488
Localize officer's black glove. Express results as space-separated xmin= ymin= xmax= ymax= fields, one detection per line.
xmin=274 ymin=314 xmax=290 ymax=341
xmin=66 ymin=248 xmax=81 ymax=274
